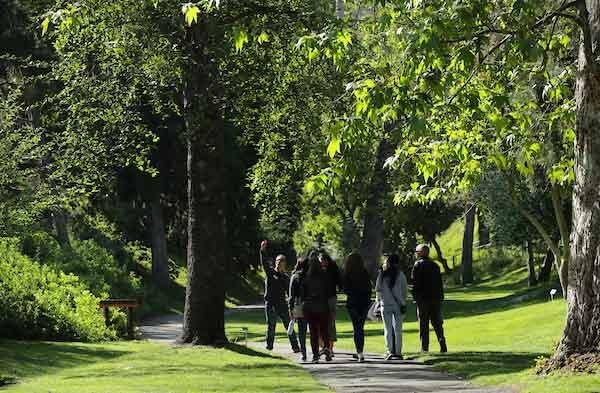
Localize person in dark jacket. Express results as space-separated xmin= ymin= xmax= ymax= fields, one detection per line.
xmin=303 ymin=252 xmax=332 ymax=363
xmin=411 ymin=244 xmax=447 ymax=353
xmin=288 ymin=256 xmax=309 ymax=361
xmin=342 ymin=253 xmax=372 ymax=362
xmin=319 ymin=252 xmax=341 ymax=355
xmin=260 ymin=240 xmax=300 ymax=352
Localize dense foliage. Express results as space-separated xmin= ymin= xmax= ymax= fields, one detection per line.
xmin=0 ymin=239 xmax=114 ymax=341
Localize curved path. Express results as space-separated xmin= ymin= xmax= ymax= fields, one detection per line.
xmin=140 ymin=312 xmax=513 ymax=393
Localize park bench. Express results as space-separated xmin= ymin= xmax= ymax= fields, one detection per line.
xmin=99 ymin=299 xmax=141 ymax=339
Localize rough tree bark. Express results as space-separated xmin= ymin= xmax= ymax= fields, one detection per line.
xmin=360 ymin=137 xmax=392 ymax=279
xmin=525 ymin=239 xmax=537 ymax=287
xmin=52 ymin=209 xmax=71 ymax=250
xmin=461 ymin=202 xmax=475 ymax=285
xmin=335 ymin=0 xmax=344 ymax=19
xmin=178 ymin=17 xmax=227 ymax=346
xmin=149 ymin=178 xmax=170 ymax=289
xmin=555 ymin=0 xmax=600 ymax=361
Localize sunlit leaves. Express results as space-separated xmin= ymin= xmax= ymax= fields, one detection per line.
xmin=257 ymin=31 xmax=270 ymax=44
xmin=327 ymin=136 xmax=341 ymax=158
xmin=233 ymin=28 xmax=248 ymax=52
xmin=41 ymin=17 xmax=50 ymax=36
xmin=181 ymin=3 xmax=200 ymax=26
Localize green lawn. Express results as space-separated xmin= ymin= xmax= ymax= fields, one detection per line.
xmin=226 ymin=268 xmax=600 ymax=393
xmin=0 ymin=340 xmax=327 ymax=393
xmin=3 ymin=265 xmax=598 ymax=393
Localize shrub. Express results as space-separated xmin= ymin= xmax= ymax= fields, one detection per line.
xmin=0 ymin=239 xmax=115 ymax=341
xmin=20 ymin=232 xmax=142 ymax=299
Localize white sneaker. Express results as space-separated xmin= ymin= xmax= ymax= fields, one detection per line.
xmin=358 ymin=353 xmax=365 ymax=363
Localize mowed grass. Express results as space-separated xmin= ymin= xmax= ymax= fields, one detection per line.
xmin=0 ymin=340 xmax=328 ymax=393
xmin=226 ymin=269 xmax=600 ymax=393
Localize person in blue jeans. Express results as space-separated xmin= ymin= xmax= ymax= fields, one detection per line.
xmin=260 ymin=240 xmax=300 ymax=352
xmin=288 ymin=256 xmax=309 ymax=361
xmin=342 ymin=253 xmax=372 ymax=362
xmin=375 ymin=254 xmax=408 ymax=360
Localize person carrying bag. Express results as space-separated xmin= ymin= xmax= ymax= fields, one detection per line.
xmin=375 ymin=254 xmax=408 ymax=361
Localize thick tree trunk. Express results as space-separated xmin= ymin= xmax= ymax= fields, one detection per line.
xmin=52 ymin=209 xmax=71 ymax=250
xmin=538 ymin=247 xmax=554 ymax=283
xmin=461 ymin=202 xmax=475 ymax=285
xmin=178 ymin=19 xmax=227 ymax=346
xmin=335 ymin=0 xmax=344 ymax=19
xmin=525 ymin=239 xmax=537 ymax=287
xmin=431 ymin=237 xmax=451 ymax=273
xmin=341 ymin=208 xmax=360 ymax=255
xmin=360 ymin=137 xmax=392 ymax=279
xmin=555 ymin=0 xmax=600 ymax=360
xmin=149 ymin=181 xmax=170 ymax=289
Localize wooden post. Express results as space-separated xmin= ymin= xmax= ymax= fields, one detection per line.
xmin=103 ymin=307 xmax=110 ymax=327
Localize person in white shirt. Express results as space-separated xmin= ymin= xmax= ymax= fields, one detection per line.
xmin=375 ymin=254 xmax=408 ymax=360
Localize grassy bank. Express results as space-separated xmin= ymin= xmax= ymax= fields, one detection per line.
xmin=0 ymin=340 xmax=326 ymax=393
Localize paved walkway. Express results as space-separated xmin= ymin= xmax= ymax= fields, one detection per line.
xmin=140 ymin=313 xmax=512 ymax=393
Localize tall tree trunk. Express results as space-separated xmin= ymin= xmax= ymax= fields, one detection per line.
xmin=555 ymin=0 xmax=600 ymax=361
xmin=335 ymin=0 xmax=344 ymax=19
xmin=525 ymin=239 xmax=537 ymax=287
xmin=149 ymin=179 xmax=170 ymax=289
xmin=477 ymin=210 xmax=490 ymax=246
xmin=52 ymin=209 xmax=71 ymax=250
xmin=461 ymin=202 xmax=475 ymax=285
xmin=431 ymin=236 xmax=451 ymax=273
xmin=360 ymin=137 xmax=392 ymax=279
xmin=179 ymin=19 xmax=227 ymax=346
xmin=538 ymin=247 xmax=553 ymax=283
xmin=341 ymin=208 xmax=360 ymax=255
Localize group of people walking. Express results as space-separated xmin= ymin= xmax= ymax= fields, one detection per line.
xmin=259 ymin=241 xmax=447 ymax=363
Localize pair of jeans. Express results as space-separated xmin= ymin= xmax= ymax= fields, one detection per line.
xmin=265 ymin=301 xmax=299 ymax=350
xmin=304 ymin=310 xmax=329 ymax=358
xmin=416 ymin=300 xmax=445 ymax=351
xmin=347 ymin=304 xmax=369 ymax=353
xmin=382 ymin=305 xmax=404 ymax=355
xmin=296 ymin=319 xmax=308 ymax=357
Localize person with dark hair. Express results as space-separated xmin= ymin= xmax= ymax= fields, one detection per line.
xmin=288 ymin=256 xmax=309 ymax=361
xmin=303 ymin=251 xmax=332 ymax=363
xmin=259 ymin=240 xmax=300 ymax=352
xmin=376 ymin=254 xmax=408 ymax=361
xmin=319 ymin=252 xmax=341 ymax=356
xmin=412 ymin=243 xmax=447 ymax=353
xmin=343 ymin=253 xmax=372 ymax=362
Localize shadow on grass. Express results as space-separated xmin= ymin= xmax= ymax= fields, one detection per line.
xmin=225 ymin=343 xmax=278 ymax=359
xmin=422 ymin=351 xmax=545 ymax=379
xmin=443 ymin=286 xmax=550 ymax=320
xmin=0 ymin=340 xmax=132 ymax=379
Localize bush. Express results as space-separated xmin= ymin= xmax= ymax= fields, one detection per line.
xmin=0 ymin=239 xmax=115 ymax=341
xmin=20 ymin=232 xmax=142 ymax=299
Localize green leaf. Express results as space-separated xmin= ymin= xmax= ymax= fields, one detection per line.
xmin=327 ymin=137 xmax=341 ymax=158
xmin=336 ymin=30 xmax=352 ymax=48
xmin=41 ymin=17 xmax=50 ymax=36
xmin=528 ymin=142 xmax=541 ymax=155
xmin=257 ymin=31 xmax=270 ymax=44
xmin=234 ymin=29 xmax=249 ymax=52
xmin=182 ymin=4 xmax=200 ymax=26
